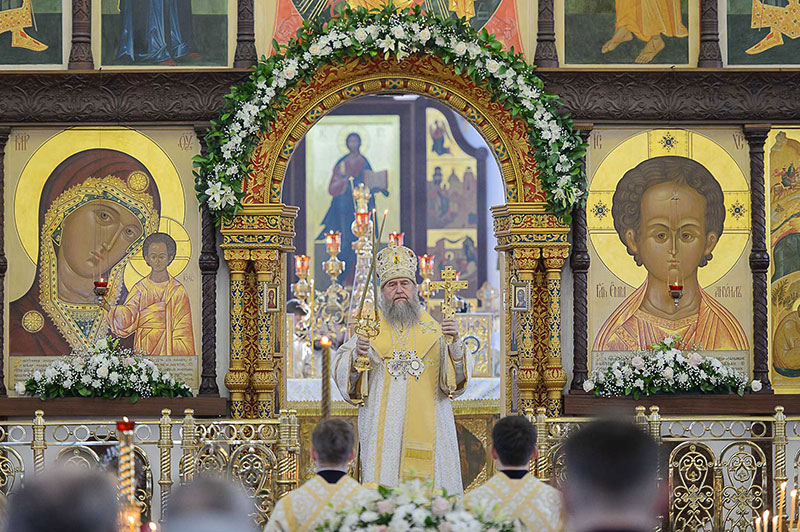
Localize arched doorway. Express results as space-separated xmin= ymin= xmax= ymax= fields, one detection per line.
xmin=218 ymin=54 xmax=571 ymax=419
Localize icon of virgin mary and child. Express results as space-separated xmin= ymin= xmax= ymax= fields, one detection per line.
xmin=10 ymin=149 xmax=195 ymax=357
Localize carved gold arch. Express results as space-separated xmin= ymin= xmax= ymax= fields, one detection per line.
xmin=220 ymin=54 xmax=571 ymax=419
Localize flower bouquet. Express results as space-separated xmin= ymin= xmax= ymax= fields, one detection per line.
xmin=15 ymin=337 xmax=193 ymax=402
xmin=583 ymin=336 xmax=761 ymax=399
xmin=317 ymin=479 xmax=517 ymax=531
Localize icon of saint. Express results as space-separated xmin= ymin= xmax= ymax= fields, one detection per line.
xmin=10 ymin=149 xmax=161 ymax=355
xmin=104 ymin=232 xmax=195 ymax=356
xmin=594 ymin=156 xmax=749 ymax=351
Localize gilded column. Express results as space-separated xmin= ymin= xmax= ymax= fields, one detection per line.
xmin=252 ymin=249 xmax=280 ymax=419
xmin=224 ymin=249 xmax=250 ymax=418
xmin=513 ymin=247 xmax=542 ymax=416
xmin=542 ymin=246 xmax=569 ymax=416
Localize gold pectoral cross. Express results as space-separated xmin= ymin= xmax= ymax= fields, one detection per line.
xmin=429 ymin=266 xmax=468 ymax=340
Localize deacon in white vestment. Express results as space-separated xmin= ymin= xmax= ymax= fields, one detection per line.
xmin=265 ymin=418 xmax=370 ymax=531
xmin=333 ymin=245 xmax=472 ymax=495
xmin=465 ymin=415 xmax=563 ymax=531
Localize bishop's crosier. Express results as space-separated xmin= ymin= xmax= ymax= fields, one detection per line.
xmin=333 ymin=245 xmax=472 ymax=494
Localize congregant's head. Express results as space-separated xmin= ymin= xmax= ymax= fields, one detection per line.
xmin=376 ymin=245 xmax=421 ymax=328
xmin=562 ymin=420 xmax=661 ymax=532
xmin=612 ymin=156 xmax=725 ymax=286
xmin=491 ymin=415 xmax=537 ymax=469
xmin=7 ymin=468 xmax=119 ymax=532
xmin=311 ymin=418 xmax=356 ymax=471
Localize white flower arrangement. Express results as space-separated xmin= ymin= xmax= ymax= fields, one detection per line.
xmin=584 ymin=336 xmax=761 ymax=399
xmin=17 ymin=337 xmax=192 ymax=401
xmin=317 ymin=479 xmax=517 ymax=531
xmin=196 ymin=4 xmax=585 ymax=224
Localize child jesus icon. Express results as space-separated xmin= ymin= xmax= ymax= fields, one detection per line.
xmin=104 ymin=232 xmax=195 ymax=355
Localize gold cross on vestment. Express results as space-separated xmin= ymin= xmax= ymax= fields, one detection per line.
xmin=429 ymin=266 xmax=468 ymax=319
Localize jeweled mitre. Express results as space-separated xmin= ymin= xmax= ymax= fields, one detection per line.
xmin=376 ymin=245 xmax=417 ymax=286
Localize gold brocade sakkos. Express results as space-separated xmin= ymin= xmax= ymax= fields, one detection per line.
xmin=369 ymin=311 xmax=463 ymax=482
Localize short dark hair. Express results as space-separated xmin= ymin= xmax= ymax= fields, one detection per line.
xmin=143 ymin=231 xmax=177 ymax=261
xmin=612 ymin=156 xmax=725 ymax=267
xmin=7 ymin=469 xmax=119 ymax=532
xmin=346 ymin=132 xmax=361 ymax=145
xmin=312 ymin=418 xmax=355 ymax=466
xmin=564 ymin=420 xmax=658 ymax=505
xmin=492 ymin=415 xmax=537 ymax=467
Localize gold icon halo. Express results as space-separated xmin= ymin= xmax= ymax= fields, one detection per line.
xmin=587 ymin=129 xmax=750 ymax=289
xmin=14 ymin=127 xmax=186 ymax=272
xmin=124 ymin=216 xmax=193 ymax=287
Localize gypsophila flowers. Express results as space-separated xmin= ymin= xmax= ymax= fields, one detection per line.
xmin=17 ymin=337 xmax=192 ymax=402
xmin=585 ymin=336 xmax=756 ymax=399
xmin=195 ymin=4 xmax=585 ymax=224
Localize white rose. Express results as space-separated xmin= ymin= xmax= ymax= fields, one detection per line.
xmin=360 ymin=510 xmax=379 ymax=523
xmin=453 ymin=41 xmax=467 ymax=56
xmin=33 ymin=370 xmax=42 ymax=382
xmin=14 ymin=382 xmax=25 ymax=395
xmin=631 ymin=356 xmax=645 ymax=369
xmin=391 ymin=25 xmax=406 ymax=39
xmin=418 ymin=28 xmax=431 ymax=43
xmin=97 ymin=365 xmax=109 ymax=378
xmin=687 ymin=352 xmax=703 ymax=367
xmin=582 ymin=379 xmax=594 ymax=393
xmin=485 ymin=59 xmax=501 ymax=74
xmin=282 ymin=65 xmax=297 ymax=80
xmin=663 ymin=367 xmax=674 ymax=380
xmin=309 ymin=42 xmax=322 ymax=56
xmin=751 ymin=380 xmax=763 ymax=392
xmin=354 ymin=27 xmax=369 ymax=43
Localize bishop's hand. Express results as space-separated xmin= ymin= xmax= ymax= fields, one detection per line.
xmin=355 ymin=335 xmax=370 ymax=358
xmin=441 ymin=318 xmax=459 ymax=340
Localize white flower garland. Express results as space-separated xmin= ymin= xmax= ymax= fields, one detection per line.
xmin=584 ymin=335 xmax=761 ymax=399
xmin=195 ymin=6 xmax=585 ymax=222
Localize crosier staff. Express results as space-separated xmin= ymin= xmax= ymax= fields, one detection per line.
xmin=352 ymin=209 xmax=387 ymax=403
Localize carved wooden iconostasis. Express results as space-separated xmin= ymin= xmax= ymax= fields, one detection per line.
xmin=0 ymin=0 xmax=799 ymax=426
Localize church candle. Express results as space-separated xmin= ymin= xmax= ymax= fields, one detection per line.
xmin=325 ymin=231 xmax=341 ymax=255
xmin=765 ymin=510 xmax=771 ymax=532
xmin=355 ymin=212 xmax=371 ymax=234
xmin=789 ymin=489 xmax=796 ymax=531
xmin=757 ymin=516 xmax=763 ymax=532
xmin=780 ymin=482 xmax=787 ymax=532
xmin=321 ymin=336 xmax=332 ymax=419
xmin=388 ymin=232 xmax=404 ymax=247
xmin=295 ymin=255 xmax=310 ymax=278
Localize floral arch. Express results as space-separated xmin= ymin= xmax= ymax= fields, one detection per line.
xmin=200 ymin=6 xmax=584 ymax=419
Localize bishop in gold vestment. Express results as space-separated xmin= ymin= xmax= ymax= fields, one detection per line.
xmin=333 ymin=245 xmax=471 ymax=494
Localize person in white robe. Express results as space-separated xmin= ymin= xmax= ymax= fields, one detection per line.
xmin=333 ymin=245 xmax=471 ymax=495
xmin=265 ymin=418 xmax=369 ymax=531
xmin=465 ymin=415 xmax=563 ymax=531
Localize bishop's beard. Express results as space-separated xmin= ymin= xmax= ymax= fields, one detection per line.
xmin=379 ymin=292 xmax=422 ymax=329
